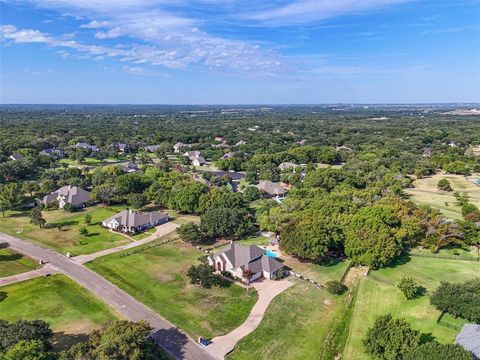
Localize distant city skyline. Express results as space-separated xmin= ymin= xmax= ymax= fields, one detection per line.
xmin=1 ymin=0 xmax=479 ymax=104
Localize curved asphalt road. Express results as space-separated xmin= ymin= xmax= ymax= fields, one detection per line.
xmin=0 ymin=232 xmax=216 ymax=360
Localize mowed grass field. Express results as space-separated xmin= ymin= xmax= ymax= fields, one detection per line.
xmin=0 ymin=274 xmax=117 ymax=347
xmin=0 ymin=205 xmax=130 ymax=256
xmin=343 ymin=256 xmax=480 ymax=360
xmin=228 ymin=282 xmax=342 ymax=360
xmin=0 ymin=247 xmax=39 ymax=277
xmin=87 ymin=236 xmax=258 ymax=339
xmin=405 ymin=173 xmax=480 ymax=219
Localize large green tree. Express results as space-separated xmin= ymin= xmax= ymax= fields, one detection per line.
xmin=344 ymin=206 xmax=404 ymax=269
xmin=363 ymin=314 xmax=421 ymax=360
xmin=200 ymin=206 xmax=251 ymax=238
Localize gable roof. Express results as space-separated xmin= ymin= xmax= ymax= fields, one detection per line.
xmin=121 ymin=162 xmax=138 ymax=173
xmin=39 ymin=148 xmax=65 ymax=157
xmin=103 ymin=209 xmax=168 ymax=228
xmin=256 ymin=180 xmax=285 ymax=196
xmin=456 ymin=324 xmax=480 ymax=358
xmin=42 ymin=185 xmax=90 ymax=206
xmin=217 ymin=243 xmax=264 ymax=268
xmin=212 ymin=242 xmax=284 ymax=275
xmin=75 ymin=142 xmax=99 ymax=151
xmin=10 ymin=153 xmax=24 ymax=161
xmin=193 ymin=156 xmax=206 ymax=165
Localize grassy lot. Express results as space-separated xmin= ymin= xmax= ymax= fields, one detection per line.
xmin=0 ymin=205 xmax=131 ymax=256
xmin=0 ymin=247 xmax=39 ymax=277
xmin=0 ymin=274 xmax=117 ymax=348
xmin=87 ymin=237 xmax=257 ymax=339
xmin=405 ymin=173 xmax=480 ymax=219
xmin=228 ymin=282 xmax=342 ymax=360
xmin=410 ymin=245 xmax=479 ymax=261
xmin=343 ymin=256 xmax=480 ymax=360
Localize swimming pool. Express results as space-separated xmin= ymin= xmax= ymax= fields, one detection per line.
xmin=265 ymin=249 xmax=279 ymax=258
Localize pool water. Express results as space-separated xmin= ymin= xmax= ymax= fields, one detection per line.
xmin=265 ymin=249 xmax=279 ymax=258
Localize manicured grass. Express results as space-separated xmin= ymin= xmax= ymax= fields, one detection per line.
xmin=0 ymin=205 xmax=131 ymax=256
xmin=0 ymin=247 xmax=39 ymax=277
xmin=130 ymin=228 xmax=155 ymax=240
xmin=405 ymin=173 xmax=480 ymax=219
xmin=343 ymin=256 xmax=480 ymax=360
xmin=236 ymin=235 xmax=270 ymax=246
xmin=410 ymin=246 xmax=479 ymax=260
xmin=283 ymin=256 xmax=351 ymax=285
xmin=228 ymin=282 xmax=341 ymax=360
xmin=0 ymin=274 xmax=117 ymax=339
xmin=87 ymin=238 xmax=257 ymax=339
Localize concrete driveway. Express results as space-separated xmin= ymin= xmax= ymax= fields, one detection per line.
xmin=206 ymin=278 xmax=293 ymax=359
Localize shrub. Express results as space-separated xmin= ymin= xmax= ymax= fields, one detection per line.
xmin=461 ymin=203 xmax=479 ymax=217
xmin=79 ymin=227 xmax=89 ymax=236
xmin=62 ymin=203 xmax=75 ymax=212
xmin=437 ymin=179 xmax=452 ymax=192
xmin=187 ymin=261 xmax=221 ymax=289
xmin=397 ymin=277 xmax=420 ymax=300
xmin=325 ymin=280 xmax=348 ymax=295
xmin=84 ymin=214 xmax=92 ymax=225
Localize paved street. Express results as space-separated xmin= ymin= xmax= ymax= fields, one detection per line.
xmin=0 ymin=232 xmax=216 ymax=360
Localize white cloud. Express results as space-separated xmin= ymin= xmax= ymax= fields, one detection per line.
xmin=0 ymin=24 xmax=50 ymax=43
xmin=245 ymin=0 xmax=413 ymax=25
xmin=80 ymin=20 xmax=109 ymax=29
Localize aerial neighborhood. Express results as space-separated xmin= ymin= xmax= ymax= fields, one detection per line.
xmin=0 ymin=106 xmax=479 ymax=360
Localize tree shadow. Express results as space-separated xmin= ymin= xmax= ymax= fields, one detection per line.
xmin=0 ymin=253 xmax=23 ymax=262
xmin=386 ymin=253 xmax=412 ymax=269
xmin=85 ymin=232 xmax=99 ymax=237
xmin=150 ymin=327 xmax=190 ymax=359
xmin=52 ymin=332 xmax=89 ymax=351
xmin=215 ymin=276 xmax=233 ymax=288
xmin=0 ymin=291 xmax=7 ymax=303
xmin=419 ymin=332 xmax=435 ymax=344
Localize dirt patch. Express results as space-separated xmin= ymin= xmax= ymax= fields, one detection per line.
xmin=343 ymin=266 xmax=369 ymax=287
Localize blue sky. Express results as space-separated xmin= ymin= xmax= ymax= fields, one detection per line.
xmin=1 ymin=0 xmax=479 ymax=104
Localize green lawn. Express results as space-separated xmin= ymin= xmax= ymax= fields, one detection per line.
xmin=87 ymin=238 xmax=257 ymax=339
xmin=0 ymin=274 xmax=117 ymax=347
xmin=130 ymin=228 xmax=156 ymax=240
xmin=0 ymin=247 xmax=39 ymax=277
xmin=0 ymin=205 xmax=131 ymax=256
xmin=405 ymin=173 xmax=480 ymax=219
xmin=410 ymin=246 xmax=479 ymax=261
xmin=343 ymin=256 xmax=480 ymax=360
xmin=228 ymin=282 xmax=342 ymax=360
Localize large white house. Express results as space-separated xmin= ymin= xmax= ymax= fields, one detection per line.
xmin=102 ymin=209 xmax=169 ymax=233
xmin=208 ymin=242 xmax=284 ymax=283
